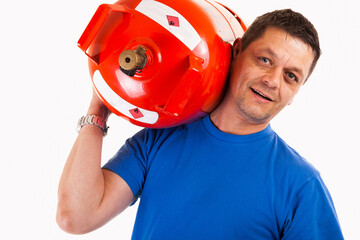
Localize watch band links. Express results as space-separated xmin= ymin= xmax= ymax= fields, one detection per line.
xmin=77 ymin=115 xmax=109 ymax=136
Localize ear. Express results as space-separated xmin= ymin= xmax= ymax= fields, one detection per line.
xmin=232 ymin=38 xmax=242 ymax=60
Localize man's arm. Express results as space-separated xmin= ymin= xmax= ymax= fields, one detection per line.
xmin=56 ymin=91 xmax=134 ymax=234
xmin=281 ymin=174 xmax=343 ymax=239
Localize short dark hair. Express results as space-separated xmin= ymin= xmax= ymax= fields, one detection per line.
xmin=241 ymin=9 xmax=321 ymax=81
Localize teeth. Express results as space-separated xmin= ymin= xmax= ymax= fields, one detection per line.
xmin=255 ymin=89 xmax=265 ymax=97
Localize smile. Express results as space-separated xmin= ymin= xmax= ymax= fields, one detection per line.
xmin=250 ymin=88 xmax=273 ymax=102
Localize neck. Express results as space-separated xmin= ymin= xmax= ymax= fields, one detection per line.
xmin=210 ymin=105 xmax=269 ymax=135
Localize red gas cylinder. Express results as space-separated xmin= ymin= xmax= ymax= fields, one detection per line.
xmin=78 ymin=0 xmax=247 ymax=128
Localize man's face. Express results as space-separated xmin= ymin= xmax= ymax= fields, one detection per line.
xmin=227 ymin=27 xmax=314 ymax=125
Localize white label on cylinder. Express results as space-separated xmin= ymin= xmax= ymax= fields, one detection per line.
xmin=92 ymin=70 xmax=159 ymax=124
xmin=135 ymin=0 xmax=201 ymax=51
xmin=195 ymin=0 xmax=236 ymax=43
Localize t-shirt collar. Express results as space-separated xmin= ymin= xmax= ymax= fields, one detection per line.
xmin=200 ymin=115 xmax=274 ymax=143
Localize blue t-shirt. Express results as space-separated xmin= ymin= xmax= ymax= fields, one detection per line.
xmin=104 ymin=115 xmax=343 ymax=239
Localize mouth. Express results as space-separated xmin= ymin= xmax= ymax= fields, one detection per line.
xmin=250 ymin=88 xmax=273 ymax=102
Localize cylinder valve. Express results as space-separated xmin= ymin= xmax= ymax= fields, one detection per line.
xmin=119 ymin=45 xmax=147 ymax=76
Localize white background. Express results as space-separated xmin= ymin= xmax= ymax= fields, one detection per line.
xmin=1 ymin=0 xmax=359 ymax=239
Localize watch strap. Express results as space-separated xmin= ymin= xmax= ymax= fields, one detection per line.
xmin=77 ymin=115 xmax=108 ymax=136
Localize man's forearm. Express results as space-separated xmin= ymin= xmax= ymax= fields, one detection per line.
xmin=57 ymin=92 xmax=111 ymax=233
xmin=57 ymin=124 xmax=106 ymax=233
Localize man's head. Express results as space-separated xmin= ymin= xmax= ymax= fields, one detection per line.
xmin=240 ymin=9 xmax=321 ymax=81
xmin=211 ymin=9 xmax=320 ymax=133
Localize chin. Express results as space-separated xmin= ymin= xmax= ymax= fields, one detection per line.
xmin=237 ymin=109 xmax=271 ymax=125
xmin=236 ymin=103 xmax=269 ymax=123
xmin=248 ymin=115 xmax=271 ymax=125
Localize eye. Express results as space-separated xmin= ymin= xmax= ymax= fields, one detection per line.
xmin=286 ymin=72 xmax=298 ymax=82
xmin=258 ymin=57 xmax=270 ymax=64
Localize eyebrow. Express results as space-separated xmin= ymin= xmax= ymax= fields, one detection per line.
xmin=261 ymin=48 xmax=305 ymax=80
xmin=263 ymin=48 xmax=278 ymax=59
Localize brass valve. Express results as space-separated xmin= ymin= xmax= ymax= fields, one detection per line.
xmin=119 ymin=45 xmax=147 ymax=76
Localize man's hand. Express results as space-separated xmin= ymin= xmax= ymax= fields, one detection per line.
xmin=87 ymin=89 xmax=111 ymax=121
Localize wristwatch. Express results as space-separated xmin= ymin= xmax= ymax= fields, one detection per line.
xmin=77 ymin=115 xmax=109 ymax=136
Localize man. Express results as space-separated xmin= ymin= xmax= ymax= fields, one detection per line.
xmin=57 ymin=9 xmax=344 ymax=239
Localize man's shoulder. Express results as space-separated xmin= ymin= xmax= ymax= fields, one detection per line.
xmin=271 ymin=132 xmax=319 ymax=182
xmin=137 ymin=117 xmax=203 ymax=147
xmin=144 ymin=117 xmax=203 ymax=137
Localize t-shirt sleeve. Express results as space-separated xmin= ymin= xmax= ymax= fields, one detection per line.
xmin=102 ymin=128 xmax=150 ymax=205
xmin=281 ymin=174 xmax=344 ymax=240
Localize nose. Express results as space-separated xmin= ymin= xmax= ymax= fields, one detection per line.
xmin=262 ymin=68 xmax=281 ymax=89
